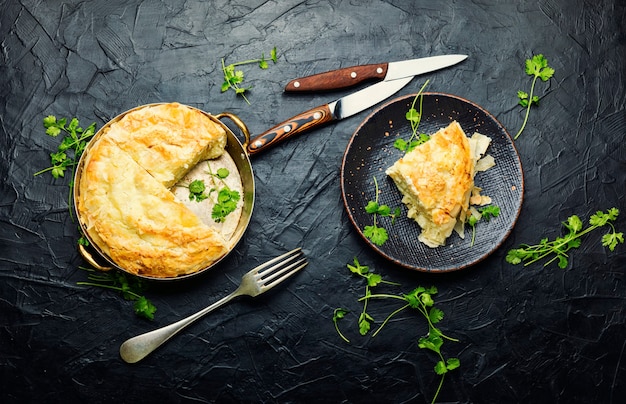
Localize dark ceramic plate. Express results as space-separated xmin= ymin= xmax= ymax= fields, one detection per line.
xmin=340 ymin=93 xmax=524 ymax=272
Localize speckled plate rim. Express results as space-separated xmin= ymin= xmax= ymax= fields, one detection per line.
xmin=340 ymin=92 xmax=525 ymax=272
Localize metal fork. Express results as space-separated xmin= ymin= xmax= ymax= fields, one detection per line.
xmin=119 ymin=248 xmax=307 ymax=363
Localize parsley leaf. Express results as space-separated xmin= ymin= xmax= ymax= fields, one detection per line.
xmin=506 ymin=208 xmax=624 ymax=268
xmin=515 ymin=54 xmax=555 ymax=140
xmin=336 ymin=258 xmax=460 ymax=404
xmin=466 ymin=205 xmax=501 ymax=246
xmin=526 ymin=54 xmax=555 ymax=81
xmin=187 ymin=164 xmax=241 ymax=222
xmin=332 ymin=308 xmax=350 ymax=343
xmin=480 ymin=205 xmax=501 ymax=220
xmin=77 ymin=267 xmax=157 ymax=320
xmin=395 ymin=80 xmax=431 ymax=152
xmin=363 ymin=224 xmax=388 ymax=246
xmin=34 ymin=115 xmax=97 ymax=215
xmin=363 ymin=177 xmax=400 ymax=246
xmin=212 ymin=188 xmax=240 ymax=222
xmin=358 ymin=312 xmax=374 ymax=335
xmin=188 ymin=179 xmax=209 ymax=202
xmin=220 ymin=47 xmax=278 ymax=104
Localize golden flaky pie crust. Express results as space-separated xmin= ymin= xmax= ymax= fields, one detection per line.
xmin=76 ymin=103 xmax=230 ymax=278
xmin=386 ymin=121 xmax=476 ymax=248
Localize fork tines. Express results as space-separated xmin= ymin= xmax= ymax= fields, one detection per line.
xmin=255 ymin=248 xmax=307 ymax=289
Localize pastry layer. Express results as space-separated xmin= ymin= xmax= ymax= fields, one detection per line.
xmin=77 ymin=104 xmax=230 ymax=278
xmin=386 ymin=121 xmax=492 ymax=248
xmin=103 ymin=103 xmax=227 ymax=188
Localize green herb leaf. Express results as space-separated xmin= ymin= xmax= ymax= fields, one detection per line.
xmin=565 ymin=215 xmax=583 ymax=233
xmin=367 ymin=273 xmax=382 ymax=287
xmin=395 ymin=80 xmax=430 ymax=152
xmin=467 ymin=205 xmax=501 ymax=246
xmin=358 ymin=312 xmax=373 ymax=335
xmin=405 ymin=108 xmax=421 ymax=124
xmin=77 ymin=267 xmax=157 ymax=320
xmin=211 ymin=188 xmax=240 ymax=222
xmin=480 ymin=205 xmax=501 ymax=220
xmin=418 ymin=334 xmax=443 ymax=354
xmin=347 ymin=257 xmax=369 ymax=275
xmin=259 ymin=57 xmax=269 ymax=70
xmin=362 ymin=176 xmax=400 ymax=246
xmin=43 ymin=115 xmax=57 ymax=128
xmin=134 ymin=296 xmax=157 ymax=320
xmin=220 ymin=48 xmax=278 ymax=104
xmin=333 ymin=308 xmax=348 ymax=320
xmin=526 ymin=54 xmax=555 ymax=81
xmin=434 ymin=360 xmax=448 ymax=375
xmin=602 ymin=232 xmax=624 ymax=251
xmin=365 ymin=200 xmax=381 ymax=214
xmin=333 ymin=308 xmax=350 ymax=343
xmin=46 ymin=126 xmax=62 ymax=137
xmin=216 ymin=167 xmax=230 ymax=178
xmin=374 ymin=204 xmax=391 ymax=216
xmin=188 ymin=179 xmax=209 ymax=202
xmin=515 ymin=54 xmax=555 ymax=140
xmin=363 ymin=225 xmax=388 ymax=246
xmin=429 ymin=307 xmax=445 ymax=324
xmin=446 ymin=357 xmax=461 ymax=371
xmin=506 ymin=208 xmax=624 ymax=267
xmin=340 ymin=257 xmax=460 ymax=404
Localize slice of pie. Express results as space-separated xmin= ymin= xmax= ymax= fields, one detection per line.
xmin=103 ymin=103 xmax=227 ymax=188
xmin=386 ymin=120 xmax=492 ymax=248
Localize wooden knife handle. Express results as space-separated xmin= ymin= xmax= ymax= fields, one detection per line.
xmin=247 ymin=104 xmax=334 ymax=155
xmin=284 ymin=63 xmax=388 ymax=92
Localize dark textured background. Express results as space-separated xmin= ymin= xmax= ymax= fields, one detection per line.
xmin=1 ymin=1 xmax=625 ymax=403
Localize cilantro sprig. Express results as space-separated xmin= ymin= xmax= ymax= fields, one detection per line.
xmin=332 ymin=308 xmax=350 ymax=343
xmin=34 ymin=116 xmax=97 ymax=219
xmin=466 ymin=205 xmax=501 ymax=246
xmin=189 ymin=166 xmax=240 ymax=221
xmin=363 ymin=176 xmax=400 ymax=246
xmin=221 ymin=47 xmax=278 ymax=104
xmin=208 ymin=167 xmax=241 ymax=223
xmin=77 ymin=267 xmax=156 ymax=320
xmin=334 ymin=258 xmax=460 ymax=404
xmin=346 ymin=257 xmax=400 ymax=335
xmin=183 ymin=165 xmax=241 ymax=222
xmin=506 ymin=208 xmax=624 ymax=268
xmin=394 ymin=80 xmax=430 ymax=152
xmin=35 ymin=116 xmax=96 ymax=179
xmin=514 ymin=54 xmax=555 ymax=140
xmin=188 ymin=179 xmax=209 ymax=202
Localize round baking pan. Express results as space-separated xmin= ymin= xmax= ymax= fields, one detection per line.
xmin=74 ymin=104 xmax=255 ymax=281
xmin=341 ymin=92 xmax=524 ymax=272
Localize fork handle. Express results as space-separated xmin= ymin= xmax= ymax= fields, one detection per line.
xmin=119 ymin=289 xmax=241 ymax=363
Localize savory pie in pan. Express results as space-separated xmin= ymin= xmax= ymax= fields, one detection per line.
xmin=76 ymin=103 xmax=231 ymax=278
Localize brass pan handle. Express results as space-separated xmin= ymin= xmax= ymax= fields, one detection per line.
xmin=78 ymin=244 xmax=113 ymax=272
xmin=214 ymin=112 xmax=252 ymax=151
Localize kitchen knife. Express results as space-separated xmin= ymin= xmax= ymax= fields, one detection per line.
xmin=284 ymin=54 xmax=467 ymax=92
xmin=247 ymin=75 xmax=413 ymax=155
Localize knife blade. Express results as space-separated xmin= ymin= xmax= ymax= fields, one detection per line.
xmin=247 ymin=76 xmax=413 ymax=155
xmin=284 ymin=54 xmax=467 ymax=92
